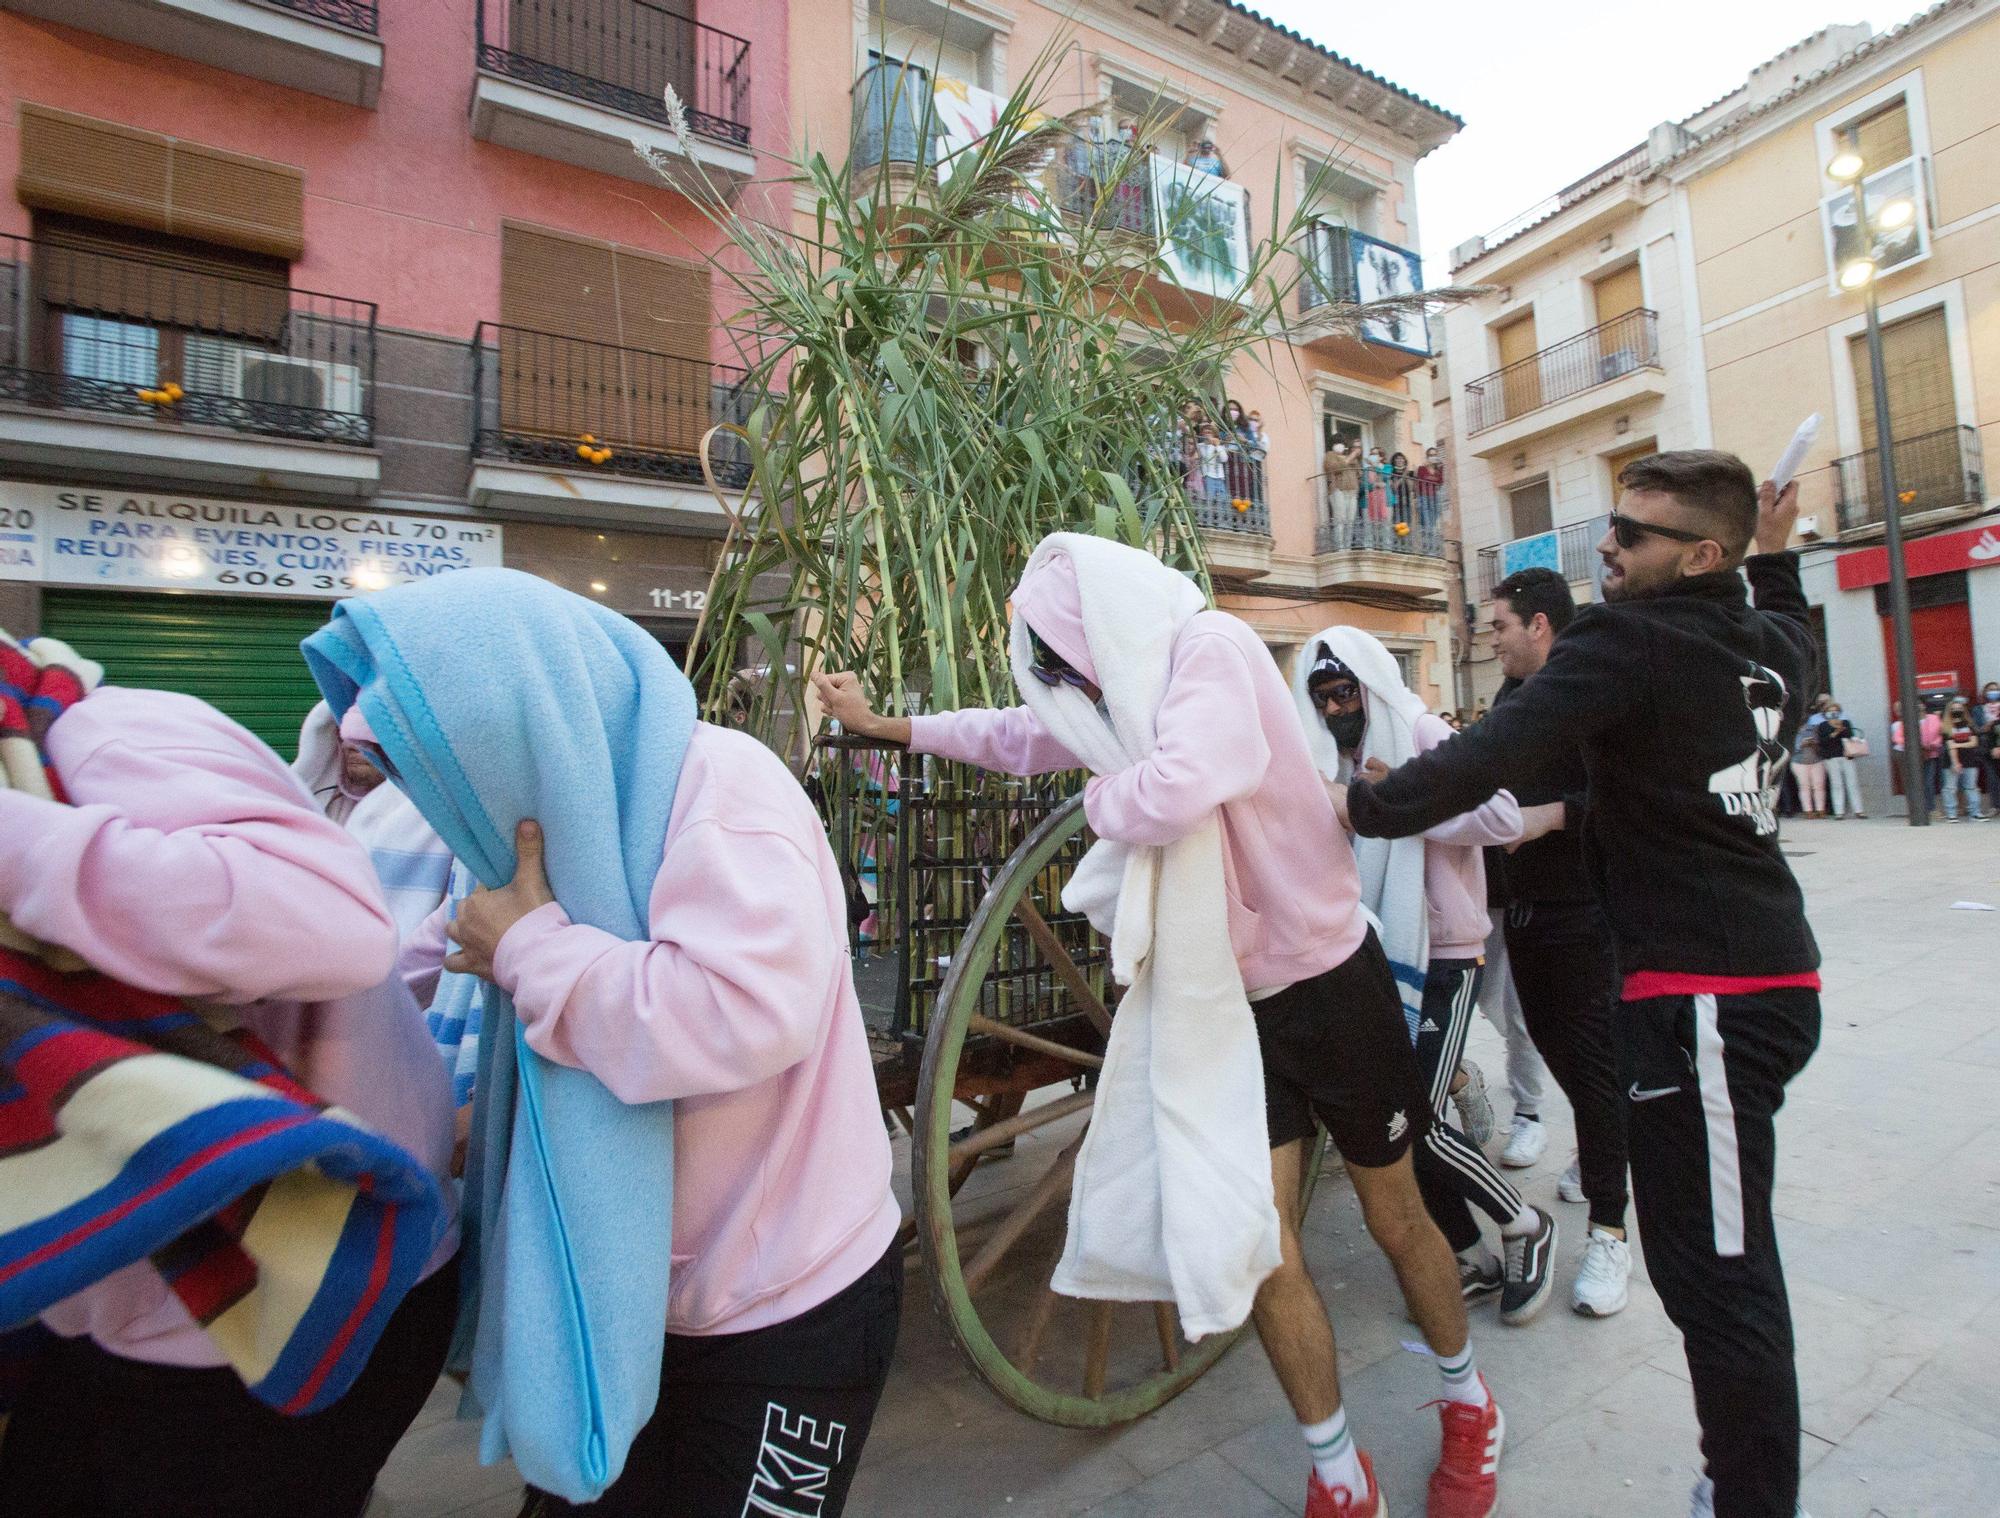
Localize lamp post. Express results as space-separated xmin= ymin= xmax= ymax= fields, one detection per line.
xmin=1830 ymin=139 xmax=1929 ymax=825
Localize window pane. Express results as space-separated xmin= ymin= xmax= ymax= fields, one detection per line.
xmin=62 ymin=315 xmax=157 ymax=385
xmin=1508 ymin=478 xmax=1552 ymax=537
xmin=1828 ymin=159 xmax=1923 ymax=275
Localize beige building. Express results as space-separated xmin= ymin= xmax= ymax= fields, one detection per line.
xmin=1670 ymin=0 xmax=2000 ymax=815
xmin=1438 ymin=23 xmax=1877 ymax=706
xmin=789 ymin=0 xmax=1466 ymax=701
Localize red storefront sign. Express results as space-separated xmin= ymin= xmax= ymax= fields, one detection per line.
xmin=1836 ymin=522 xmax=2000 ymax=590
xmin=1916 ymin=670 xmax=1961 ymax=692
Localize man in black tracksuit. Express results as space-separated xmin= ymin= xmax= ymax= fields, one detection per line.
xmin=1484 ymin=569 xmax=1633 ymax=1319
xmin=1351 ymin=452 xmax=1820 ymax=1518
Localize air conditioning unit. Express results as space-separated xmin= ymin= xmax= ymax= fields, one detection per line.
xmin=183 ymin=336 xmax=364 ymax=417
xmin=1599 ymin=348 xmax=1639 ymax=381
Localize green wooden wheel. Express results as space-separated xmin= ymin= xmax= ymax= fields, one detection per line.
xmin=911 ymin=795 xmax=1322 ymax=1427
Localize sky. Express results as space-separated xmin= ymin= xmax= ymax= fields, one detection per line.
xmin=1242 ymin=0 xmax=1916 ymax=277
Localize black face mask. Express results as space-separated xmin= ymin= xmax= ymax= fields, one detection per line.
xmin=1325 ymin=710 xmax=1367 ymax=751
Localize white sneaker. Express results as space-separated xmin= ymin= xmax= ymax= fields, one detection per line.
xmin=1557 ymin=1156 xmax=1585 ymax=1203
xmin=1690 ymin=1476 xmax=1812 ymax=1517
xmin=1571 ymin=1227 xmax=1630 ymax=1317
xmin=1451 ymin=1060 xmax=1495 ymax=1148
xmin=1499 ymin=1114 xmax=1546 ymax=1168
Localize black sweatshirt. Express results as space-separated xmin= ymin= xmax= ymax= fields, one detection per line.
xmin=1481 ymin=676 xmax=1593 ymax=907
xmin=1352 ymin=554 xmax=1821 ymax=981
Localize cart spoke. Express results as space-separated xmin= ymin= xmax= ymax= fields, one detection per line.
xmin=1082 ymin=1303 xmax=1113 ymax=1399
xmin=961 ymin=1134 xmax=1082 ymax=1295
xmin=1152 ymin=1303 xmax=1181 ymax=1372
xmin=965 ymin=1014 xmax=1104 ymax=1069
xmin=1011 ymin=897 xmax=1113 ymax=1036
xmin=947 ymin=1088 xmax=1093 ymax=1165
xmin=1015 ymin=1285 xmax=1061 ymax=1375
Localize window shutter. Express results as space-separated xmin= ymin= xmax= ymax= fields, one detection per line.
xmin=1853 ymin=100 xmax=1912 ymax=170
xmin=499 ymin=223 xmax=711 ymax=450
xmin=1849 ymin=306 xmax=1954 ymax=454
xmin=35 ymin=220 xmax=288 ymax=343
xmin=16 ymin=105 xmax=304 ymax=260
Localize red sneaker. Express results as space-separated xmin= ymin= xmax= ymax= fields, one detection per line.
xmin=1427 ymin=1378 xmax=1504 ymax=1518
xmin=1305 ymin=1451 xmax=1384 ymax=1518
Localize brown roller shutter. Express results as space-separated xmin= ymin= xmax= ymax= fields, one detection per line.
xmin=499 ymin=223 xmax=710 ymax=451
xmin=17 ymin=105 xmax=304 ymax=260
xmin=35 ymin=221 xmax=288 ymax=344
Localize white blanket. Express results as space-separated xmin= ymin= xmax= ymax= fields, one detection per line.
xmin=293 ymin=702 xmax=455 ymax=944
xmin=1020 ymin=533 xmax=1281 ymax=1340
xmin=1293 ymin=627 xmax=1430 ymax=1039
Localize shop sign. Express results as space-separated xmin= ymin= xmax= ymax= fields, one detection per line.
xmin=1834 ymin=522 xmax=2000 ymax=591
xmin=0 ymin=484 xmax=502 ymax=599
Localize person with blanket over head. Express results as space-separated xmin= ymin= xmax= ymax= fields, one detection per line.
xmin=0 ymin=633 xmax=459 ymax=1518
xmin=815 ymin=533 xmax=1509 ymax=1518
xmin=302 ymin=568 xmax=900 ymax=1518
xmin=1294 ymin=632 xmax=1560 ymax=1330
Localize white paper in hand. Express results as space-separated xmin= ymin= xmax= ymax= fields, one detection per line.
xmin=1771 ymin=414 xmax=1820 ymax=494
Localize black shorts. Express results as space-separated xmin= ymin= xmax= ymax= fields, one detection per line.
xmin=531 ymin=1241 xmax=904 ymax=1518
xmin=1254 ymin=930 xmax=1431 ymax=1168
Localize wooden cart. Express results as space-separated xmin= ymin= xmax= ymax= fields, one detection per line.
xmin=826 ymin=740 xmax=1318 ymax=1428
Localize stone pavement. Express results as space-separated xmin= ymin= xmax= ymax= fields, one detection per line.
xmin=376 ymin=816 xmax=2000 ymax=1518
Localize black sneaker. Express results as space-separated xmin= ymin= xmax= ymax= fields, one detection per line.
xmin=1457 ymin=1250 xmax=1504 ymax=1303
xmin=1499 ymin=1207 xmax=1557 ymax=1325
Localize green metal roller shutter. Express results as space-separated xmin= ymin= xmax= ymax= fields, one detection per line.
xmin=41 ymin=590 xmax=332 ymax=759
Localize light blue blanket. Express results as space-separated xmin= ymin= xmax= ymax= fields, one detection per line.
xmin=303 ymin=567 xmax=694 ymax=1503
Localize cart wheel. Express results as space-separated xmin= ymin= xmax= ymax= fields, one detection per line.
xmin=912 ymin=796 xmax=1323 ymax=1427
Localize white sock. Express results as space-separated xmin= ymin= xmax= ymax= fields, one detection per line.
xmin=1499 ymin=1202 xmax=1541 ymax=1238
xmin=1301 ymin=1406 xmax=1366 ymax=1495
xmin=1437 ymin=1344 xmax=1489 ymax=1407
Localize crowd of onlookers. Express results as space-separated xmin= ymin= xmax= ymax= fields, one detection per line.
xmin=1174 ymin=398 xmax=1269 ymax=512
xmin=1322 ymin=439 xmax=1447 ymax=536
xmin=1878 ymin=681 xmax=2000 ymax=821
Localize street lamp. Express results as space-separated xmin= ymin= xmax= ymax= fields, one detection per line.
xmin=1828 ymin=137 xmax=1930 ymax=825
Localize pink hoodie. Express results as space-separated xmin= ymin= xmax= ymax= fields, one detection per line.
xmin=408 ymin=722 xmax=899 ymax=1338
xmin=1409 ymin=712 xmax=1519 ymax=959
xmin=0 ymin=687 xmax=457 ymax=1367
xmin=910 ymin=609 xmax=1368 ymax=994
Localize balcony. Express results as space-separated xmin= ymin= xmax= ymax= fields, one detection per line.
xmin=1463 ymin=308 xmax=1664 ymax=458
xmin=471 ymin=0 xmax=753 ymax=192
xmin=1183 ymin=451 xmax=1271 ymax=579
xmin=1314 ymin=475 xmax=1452 ymax=595
xmin=1471 ymin=516 xmax=1607 ymax=602
xmin=1833 ymin=425 xmax=1985 ymax=538
xmin=0 ymin=0 xmax=382 ymax=107
xmin=469 ymin=322 xmax=754 ymax=529
xmin=0 ymin=233 xmax=378 ymax=496
xmin=1296 ymin=223 xmax=1432 ymax=376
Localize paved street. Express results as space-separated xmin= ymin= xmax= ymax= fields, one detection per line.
xmin=378 ymin=815 xmax=2000 ymax=1518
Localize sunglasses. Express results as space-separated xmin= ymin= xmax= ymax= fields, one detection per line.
xmin=1608 ymin=509 xmax=1709 ymax=551
xmin=1310 ymin=679 xmax=1361 ymax=709
xmin=1027 ymin=632 xmax=1091 ymax=690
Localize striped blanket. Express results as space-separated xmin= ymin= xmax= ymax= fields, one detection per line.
xmin=0 ymin=633 xmax=447 ymax=1415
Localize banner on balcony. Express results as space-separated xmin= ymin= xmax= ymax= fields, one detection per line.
xmin=1499 ymin=530 xmax=1561 ymax=580
xmin=1350 ymin=232 xmax=1430 ymax=356
xmin=932 ymin=77 xmax=1049 ymax=209
xmin=0 ymin=484 xmax=503 ymax=599
xmin=1149 ymin=157 xmax=1250 ymax=298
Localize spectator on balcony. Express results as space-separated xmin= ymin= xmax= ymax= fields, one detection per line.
xmin=1185 ymin=137 xmax=1229 ymax=178
xmin=1418 ymin=447 xmax=1446 ymax=533
xmin=1323 ymin=440 xmax=1361 ymax=527
xmin=1222 ymin=400 xmax=1254 ymax=505
xmin=1365 ymin=447 xmax=1393 ymax=524
xmin=1176 ymin=402 xmax=1204 ymax=492
xmin=1388 ymin=453 xmax=1416 ymax=534
xmin=1196 ymin=423 xmax=1230 ymax=509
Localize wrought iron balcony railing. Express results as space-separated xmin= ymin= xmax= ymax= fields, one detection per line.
xmin=1463 ymin=308 xmax=1660 ymax=434
xmin=1297 ymin=222 xmax=1357 ymax=315
xmin=266 ymin=0 xmax=378 ymax=32
xmin=1833 ymin=424 xmax=1985 ymax=534
xmin=1472 ymin=516 xmax=1608 ymax=601
xmin=476 ymin=0 xmax=751 ymax=146
xmin=0 ymin=233 xmax=374 ymax=446
xmin=851 ymin=60 xmax=939 ymax=175
xmin=1184 ymin=447 xmax=1269 ymax=535
xmin=471 ymin=322 xmax=753 ymax=487
xmin=1315 ymin=472 xmax=1447 ymax=558
xmin=1050 ymin=135 xmax=1156 ymax=238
